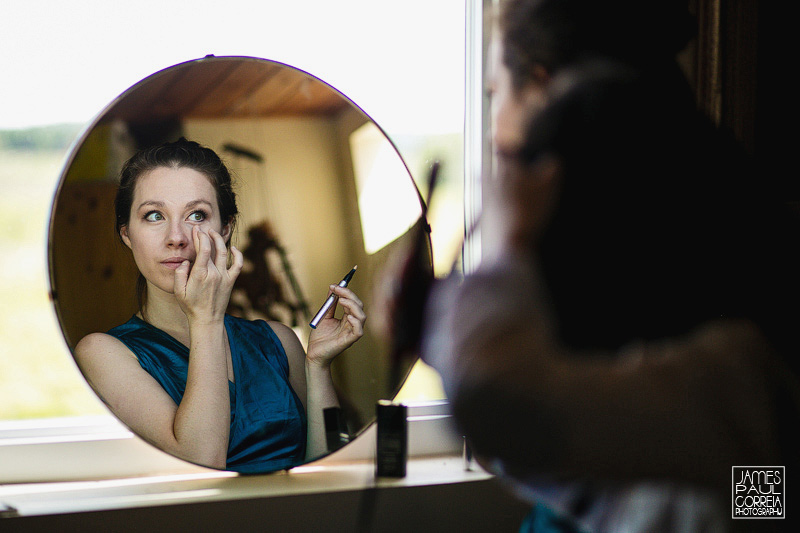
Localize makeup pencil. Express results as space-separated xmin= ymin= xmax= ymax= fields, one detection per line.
xmin=309 ymin=265 xmax=357 ymax=328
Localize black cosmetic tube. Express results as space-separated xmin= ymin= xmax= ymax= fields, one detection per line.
xmin=375 ymin=400 xmax=407 ymax=477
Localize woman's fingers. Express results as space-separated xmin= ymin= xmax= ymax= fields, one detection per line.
xmin=174 ymin=259 xmax=191 ymax=296
xmin=208 ymin=228 xmax=228 ymax=272
xmin=193 ymin=226 xmax=212 ymax=276
xmin=331 ymin=285 xmax=364 ymax=309
xmin=331 ymin=288 xmax=367 ymax=340
xmin=306 ymin=286 xmax=367 ymax=364
xmin=313 ymin=285 xmax=339 ymax=322
xmin=312 ymin=286 xmax=366 ymax=328
xmin=229 ymin=244 xmax=244 ymax=279
xmin=336 ymin=293 xmax=366 ymax=323
xmin=173 ymin=226 xmax=241 ymax=322
xmin=345 ymin=313 xmax=364 ymax=336
xmin=190 ymin=227 xmax=237 ymax=280
xmin=204 ymin=228 xmax=243 ymax=284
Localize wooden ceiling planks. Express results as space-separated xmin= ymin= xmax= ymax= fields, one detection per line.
xmin=100 ymin=57 xmax=350 ymax=125
xmin=189 ymin=60 xmax=279 ymax=118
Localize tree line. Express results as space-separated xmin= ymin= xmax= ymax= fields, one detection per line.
xmin=0 ymin=123 xmax=83 ymax=151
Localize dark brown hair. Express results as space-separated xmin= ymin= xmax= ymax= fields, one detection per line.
xmin=515 ymin=60 xmax=800 ymax=362
xmin=499 ymin=0 xmax=695 ymax=90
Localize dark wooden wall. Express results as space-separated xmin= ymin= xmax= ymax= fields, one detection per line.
xmin=690 ymin=0 xmax=792 ymax=199
xmin=51 ymin=181 xmax=140 ymax=349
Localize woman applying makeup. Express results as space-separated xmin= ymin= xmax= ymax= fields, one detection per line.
xmin=74 ymin=138 xmax=366 ymax=473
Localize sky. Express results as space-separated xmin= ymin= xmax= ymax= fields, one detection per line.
xmin=0 ymin=0 xmax=465 ymax=135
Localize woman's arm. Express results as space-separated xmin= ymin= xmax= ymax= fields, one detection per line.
xmin=75 ymin=327 xmax=230 ymax=469
xmin=423 ymin=255 xmax=783 ymax=491
xmin=275 ymin=284 xmax=365 ymax=460
xmin=272 ymin=321 xmax=337 ymax=461
xmin=76 ymin=228 xmax=243 ymax=469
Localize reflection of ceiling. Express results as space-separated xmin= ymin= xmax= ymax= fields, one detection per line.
xmin=102 ymin=57 xmax=351 ymax=124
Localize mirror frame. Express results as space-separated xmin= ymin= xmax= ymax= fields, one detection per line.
xmin=46 ymin=55 xmax=430 ymax=473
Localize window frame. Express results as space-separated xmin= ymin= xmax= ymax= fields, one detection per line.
xmin=0 ymin=0 xmax=485 ymax=504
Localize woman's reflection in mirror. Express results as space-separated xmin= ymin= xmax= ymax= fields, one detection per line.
xmin=381 ymin=0 xmax=800 ymax=531
xmin=74 ymin=138 xmax=366 ymax=473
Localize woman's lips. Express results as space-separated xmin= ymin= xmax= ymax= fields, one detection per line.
xmin=161 ymin=258 xmax=191 ymax=270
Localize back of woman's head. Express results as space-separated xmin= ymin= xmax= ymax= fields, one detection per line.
xmin=114 ymin=137 xmax=239 ymax=236
xmin=500 ymin=0 xmax=695 ymax=89
xmin=514 ymin=60 xmax=797 ymax=354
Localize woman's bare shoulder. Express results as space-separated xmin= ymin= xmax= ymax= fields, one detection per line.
xmin=266 ymin=321 xmax=303 ymax=350
xmin=265 ymin=321 xmax=307 ymax=398
xmin=74 ymin=332 xmax=137 ymax=362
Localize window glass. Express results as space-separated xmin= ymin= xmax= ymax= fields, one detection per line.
xmin=0 ymin=140 xmax=104 ymax=420
xmin=0 ymin=0 xmax=465 ymax=422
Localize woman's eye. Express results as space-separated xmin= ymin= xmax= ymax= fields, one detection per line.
xmin=188 ymin=211 xmax=206 ymax=222
xmin=144 ymin=211 xmax=163 ymax=222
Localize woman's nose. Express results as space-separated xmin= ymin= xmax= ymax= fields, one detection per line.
xmin=166 ymin=222 xmax=190 ymax=248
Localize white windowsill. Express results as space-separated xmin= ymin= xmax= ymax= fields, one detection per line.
xmin=0 ymin=401 xmax=474 ymax=519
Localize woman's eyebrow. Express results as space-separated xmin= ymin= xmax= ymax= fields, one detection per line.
xmin=185 ymin=199 xmax=213 ymax=210
xmin=136 ymin=200 xmax=164 ymax=210
xmin=135 ymin=199 xmax=213 ymax=210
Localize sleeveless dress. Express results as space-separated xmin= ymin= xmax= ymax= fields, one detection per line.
xmin=107 ymin=314 xmax=307 ymax=473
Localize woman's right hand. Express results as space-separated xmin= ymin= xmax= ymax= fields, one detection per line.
xmin=173 ymin=226 xmax=243 ymax=324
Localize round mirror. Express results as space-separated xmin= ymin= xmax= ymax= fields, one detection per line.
xmin=48 ymin=56 xmax=428 ymax=473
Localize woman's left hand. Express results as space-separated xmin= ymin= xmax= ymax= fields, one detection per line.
xmin=306 ymin=285 xmax=366 ymax=367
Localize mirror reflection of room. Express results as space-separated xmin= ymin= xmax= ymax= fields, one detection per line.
xmin=49 ymin=58 xmax=426 ymax=473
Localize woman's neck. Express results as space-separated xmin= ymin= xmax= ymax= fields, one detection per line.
xmin=140 ymin=284 xmax=191 ymax=343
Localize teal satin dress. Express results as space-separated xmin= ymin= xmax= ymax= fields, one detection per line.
xmin=107 ymin=314 xmax=307 ymax=473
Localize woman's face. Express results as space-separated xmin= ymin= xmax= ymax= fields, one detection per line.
xmin=120 ymin=166 xmax=230 ymax=296
xmin=489 ymin=35 xmax=550 ymax=157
